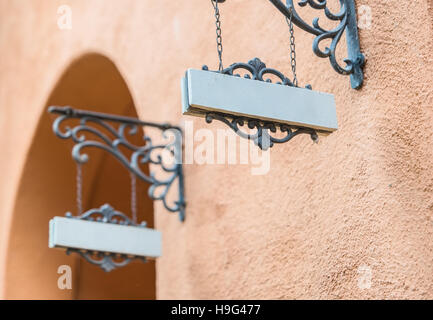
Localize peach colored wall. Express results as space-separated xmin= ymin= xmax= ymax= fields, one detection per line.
xmin=0 ymin=0 xmax=432 ymax=299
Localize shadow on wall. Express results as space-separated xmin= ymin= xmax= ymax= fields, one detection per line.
xmin=4 ymin=53 xmax=156 ymax=299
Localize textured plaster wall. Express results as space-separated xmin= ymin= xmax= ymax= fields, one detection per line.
xmin=0 ymin=0 xmax=432 ymax=299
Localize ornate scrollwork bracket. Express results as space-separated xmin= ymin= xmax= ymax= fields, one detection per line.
xmin=65 ymin=204 xmax=148 ymax=272
xmin=219 ymin=0 xmax=365 ymax=89
xmin=48 ymin=106 xmax=186 ymax=222
xmin=202 ymin=58 xmax=319 ymax=150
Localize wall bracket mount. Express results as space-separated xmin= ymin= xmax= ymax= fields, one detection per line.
xmin=48 ymin=106 xmax=186 ymax=222
xmin=217 ymin=0 xmax=365 ymax=89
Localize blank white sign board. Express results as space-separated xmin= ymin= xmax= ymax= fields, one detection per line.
xmin=182 ymin=69 xmax=338 ymax=133
xmin=49 ymin=217 xmax=161 ymax=258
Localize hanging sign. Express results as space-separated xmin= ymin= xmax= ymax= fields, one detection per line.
xmin=182 ymin=67 xmax=338 ymax=133
xmin=49 ymin=204 xmax=161 ymax=272
xmin=49 ymin=217 xmax=161 ymax=258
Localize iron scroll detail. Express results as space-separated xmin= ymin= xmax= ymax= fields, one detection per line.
xmin=202 ymin=58 xmax=318 ymax=150
xmin=48 ymin=106 xmax=186 ymax=222
xmin=269 ymin=0 xmax=365 ymax=89
xmin=218 ymin=0 xmax=365 ymax=89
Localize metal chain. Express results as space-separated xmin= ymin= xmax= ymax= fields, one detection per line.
xmin=77 ymin=163 xmax=138 ymax=222
xmin=130 ymin=172 xmax=137 ymax=223
xmin=286 ymin=8 xmax=298 ymax=87
xmin=76 ymin=163 xmax=83 ymax=215
xmin=211 ymin=0 xmax=224 ymax=72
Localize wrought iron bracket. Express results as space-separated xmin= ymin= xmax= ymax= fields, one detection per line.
xmin=48 ymin=106 xmax=186 ymax=221
xmin=205 ymin=112 xmax=318 ymax=151
xmin=201 ymin=58 xmax=320 ymax=150
xmin=219 ymin=0 xmax=365 ymax=89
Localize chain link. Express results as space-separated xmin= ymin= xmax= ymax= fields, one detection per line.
xmin=76 ymin=163 xmax=83 ymax=215
xmin=286 ymin=8 xmax=298 ymax=87
xmin=211 ymin=0 xmax=224 ymax=72
xmin=130 ymin=172 xmax=137 ymax=223
xmin=77 ymin=163 xmax=138 ymax=222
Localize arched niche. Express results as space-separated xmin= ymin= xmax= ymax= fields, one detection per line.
xmin=4 ymin=53 xmax=156 ymax=299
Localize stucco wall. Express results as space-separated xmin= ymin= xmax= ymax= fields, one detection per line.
xmin=0 ymin=0 xmax=432 ymax=299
